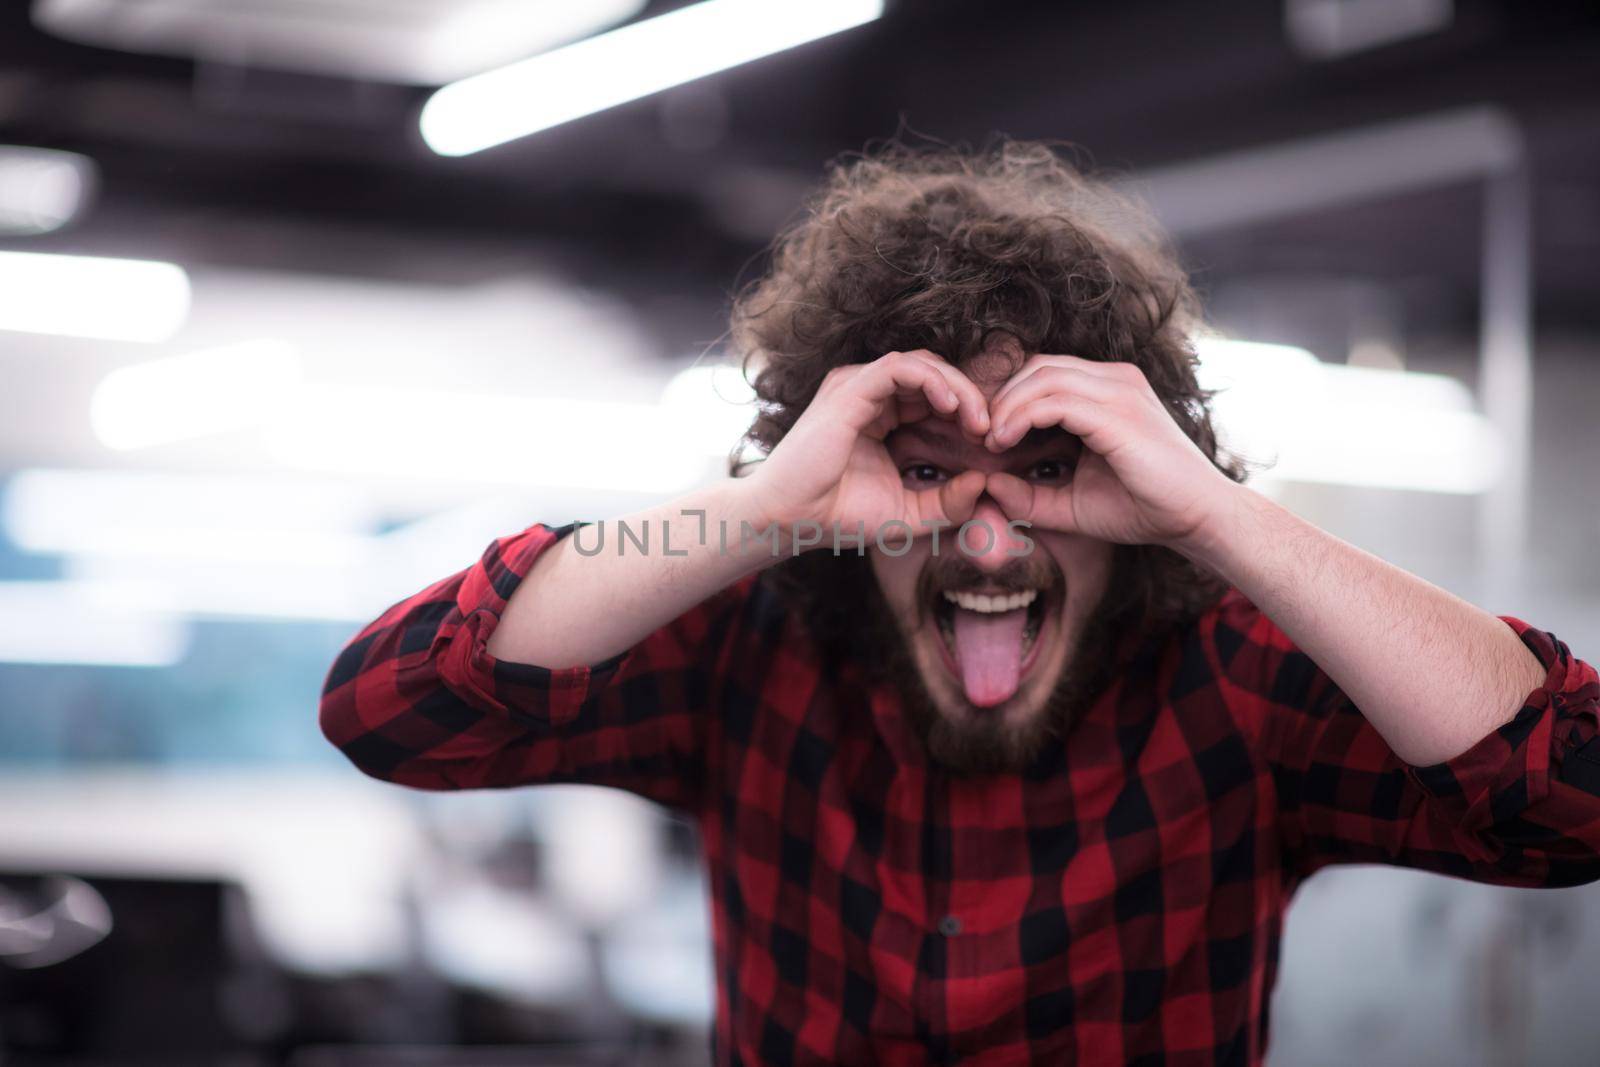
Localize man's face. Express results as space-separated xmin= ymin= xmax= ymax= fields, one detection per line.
xmin=868 ymin=351 xmax=1119 ymax=774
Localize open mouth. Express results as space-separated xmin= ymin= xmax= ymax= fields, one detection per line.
xmin=931 ymin=584 xmax=1056 ymax=709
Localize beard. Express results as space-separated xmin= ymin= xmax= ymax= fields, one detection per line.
xmin=804 ymin=549 xmax=1136 ymax=777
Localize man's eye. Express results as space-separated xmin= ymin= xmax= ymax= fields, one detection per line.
xmin=1028 ymin=458 xmax=1073 ymax=483
xmin=901 ymin=463 xmax=948 ymax=486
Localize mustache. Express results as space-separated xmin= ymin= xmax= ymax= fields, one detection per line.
xmin=914 ymin=552 xmax=1062 ymax=624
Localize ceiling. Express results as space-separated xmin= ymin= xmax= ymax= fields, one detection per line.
xmin=1 ymin=0 xmax=1598 ymax=356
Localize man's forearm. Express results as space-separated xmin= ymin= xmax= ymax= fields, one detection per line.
xmin=486 ymin=479 xmax=778 ymax=670
xmin=1178 ymin=486 xmax=1547 ymax=766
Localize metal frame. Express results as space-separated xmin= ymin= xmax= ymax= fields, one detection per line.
xmin=1129 ymin=106 xmax=1532 ymax=603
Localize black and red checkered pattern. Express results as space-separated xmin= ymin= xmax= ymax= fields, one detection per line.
xmin=320 ymin=523 xmax=1600 ymax=1065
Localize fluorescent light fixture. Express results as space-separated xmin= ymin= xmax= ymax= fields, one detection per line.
xmin=420 ymin=0 xmax=885 ymax=156
xmin=65 ymin=556 xmax=374 ymax=622
xmin=264 ymin=385 xmax=710 ymax=495
xmin=4 ymin=469 xmax=381 ymax=566
xmin=1286 ymin=0 xmax=1452 ymax=60
xmin=0 ymin=581 xmax=190 ymax=667
xmin=0 ymin=146 xmax=95 ymax=236
xmin=91 ymin=340 xmax=302 ymax=450
xmin=1194 ymin=337 xmax=1500 ymax=494
xmin=33 ymin=0 xmax=646 ymax=86
xmin=427 ymin=0 xmax=647 ymax=83
xmin=4 ymin=469 xmax=397 ymax=622
xmin=1269 ymin=406 xmax=1498 ymax=494
xmin=0 ymin=251 xmax=189 ymax=343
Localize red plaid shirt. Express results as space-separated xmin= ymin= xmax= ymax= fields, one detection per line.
xmin=320 ymin=522 xmax=1600 ymax=1066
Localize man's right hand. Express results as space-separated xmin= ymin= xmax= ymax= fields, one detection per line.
xmin=744 ymin=350 xmax=991 ymax=541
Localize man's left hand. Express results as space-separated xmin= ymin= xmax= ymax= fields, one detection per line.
xmin=981 ymin=354 xmax=1241 ymax=550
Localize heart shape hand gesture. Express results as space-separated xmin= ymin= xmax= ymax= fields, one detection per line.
xmin=747 ymin=349 xmax=1240 ymax=554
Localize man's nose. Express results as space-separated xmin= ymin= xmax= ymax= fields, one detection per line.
xmin=957 ymin=496 xmax=1030 ymax=574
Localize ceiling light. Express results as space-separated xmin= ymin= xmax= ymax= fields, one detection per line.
xmin=420 ymin=0 xmax=885 ymax=156
xmin=3 ymin=469 xmax=381 ymax=566
xmin=0 ymin=581 xmax=189 ymax=667
xmin=1285 ymin=0 xmax=1452 ymax=60
xmin=33 ymin=0 xmax=646 ymax=86
xmin=91 ymin=340 xmax=302 ymax=450
xmin=0 ymin=251 xmax=189 ymax=343
xmin=264 ymin=385 xmax=710 ymax=495
xmin=64 ymin=557 xmax=374 ymax=623
xmin=0 ymin=146 xmax=95 ymax=236
xmin=1195 ymin=337 xmax=1499 ymax=494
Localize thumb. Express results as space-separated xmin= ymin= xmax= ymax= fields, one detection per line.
xmin=986 ymin=471 xmax=1077 ymax=532
xmin=909 ymin=470 xmax=985 ymax=530
xmin=937 ymin=470 xmax=987 ymax=526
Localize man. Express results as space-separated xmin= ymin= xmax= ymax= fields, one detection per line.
xmin=320 ymin=141 xmax=1600 ymax=1065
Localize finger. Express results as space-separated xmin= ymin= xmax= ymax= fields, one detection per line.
xmin=867 ymin=350 xmax=992 ymax=441
xmin=990 ymin=366 xmax=1119 ymax=428
xmin=893 ymin=361 xmax=958 ymax=428
xmin=1045 ymin=354 xmax=1130 ymax=378
xmin=885 ymin=353 xmax=964 ymax=424
xmin=901 ymin=349 xmax=991 ymax=438
xmin=986 ymin=355 xmax=1056 ymax=413
xmin=989 ymin=354 xmax=1129 ymax=414
xmin=937 ymin=469 xmax=987 ymax=527
xmin=988 ymin=393 xmax=1113 ymax=454
xmin=866 ymin=391 xmax=935 ymax=440
xmin=987 ymin=372 xmax=1118 ymax=450
xmin=986 ymin=471 xmax=1078 ymax=533
xmin=904 ymin=470 xmax=984 ymax=530
xmin=853 ymin=355 xmax=960 ymax=437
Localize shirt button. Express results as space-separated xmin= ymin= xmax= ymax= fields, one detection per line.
xmin=938 ymin=914 xmax=962 ymax=937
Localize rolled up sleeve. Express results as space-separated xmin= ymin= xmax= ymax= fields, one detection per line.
xmin=1213 ymin=594 xmax=1600 ymax=888
xmin=320 ymin=521 xmax=755 ymax=810
xmin=1400 ymin=617 xmax=1600 ymax=885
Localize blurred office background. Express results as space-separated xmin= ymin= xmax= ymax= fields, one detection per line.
xmin=0 ymin=0 xmax=1597 ymax=1063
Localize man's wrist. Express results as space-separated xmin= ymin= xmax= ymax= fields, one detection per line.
xmin=732 ymin=464 xmax=837 ymax=547
xmin=716 ymin=476 xmax=808 ymax=564
xmin=726 ymin=471 xmax=788 ymax=536
xmin=1169 ymin=482 xmax=1270 ymax=575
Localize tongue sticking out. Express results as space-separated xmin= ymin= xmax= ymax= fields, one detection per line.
xmin=950 ymin=608 xmax=1029 ymax=708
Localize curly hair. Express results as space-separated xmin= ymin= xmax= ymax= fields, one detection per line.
xmin=727 ymin=138 xmax=1246 ymax=651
